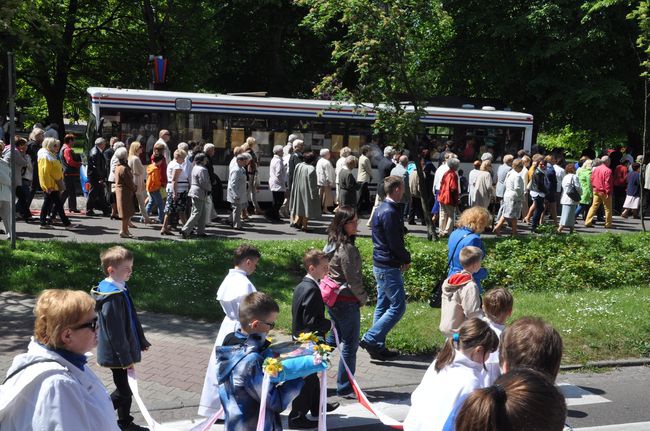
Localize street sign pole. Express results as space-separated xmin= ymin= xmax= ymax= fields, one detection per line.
xmin=7 ymin=52 xmax=17 ymax=249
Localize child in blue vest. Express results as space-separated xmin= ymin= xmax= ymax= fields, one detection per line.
xmin=91 ymin=246 xmax=151 ymax=431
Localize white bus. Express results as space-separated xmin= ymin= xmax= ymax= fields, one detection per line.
xmin=86 ymin=87 xmax=533 ymax=201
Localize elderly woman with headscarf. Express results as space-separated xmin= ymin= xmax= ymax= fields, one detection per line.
xmin=289 ymin=151 xmax=321 ymax=232
xmin=113 ymin=147 xmax=136 ymax=238
xmin=316 ymin=148 xmax=336 ymax=214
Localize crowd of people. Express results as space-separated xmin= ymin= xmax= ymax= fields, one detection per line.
xmin=1 ymin=125 xmax=648 ymax=241
xmin=1 ymin=191 xmax=571 ymax=430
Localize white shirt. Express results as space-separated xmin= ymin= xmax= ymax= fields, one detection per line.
xmin=316 ymin=157 xmax=335 ymax=187
xmin=483 ymin=319 xmax=505 ymax=386
xmin=404 ymin=350 xmax=487 ymax=431
xmin=215 ymin=268 xmax=257 ymax=345
xmin=560 ymin=173 xmax=581 ymax=205
xmin=155 ymin=138 xmax=170 ymax=162
xmin=335 ymin=157 xmax=347 ymax=186
xmin=166 ymin=160 xmax=189 ymax=193
xmin=269 ymin=154 xmax=286 ymax=192
xmin=467 ymin=168 xmax=480 ymax=204
xmin=434 ymin=163 xmax=450 ymax=192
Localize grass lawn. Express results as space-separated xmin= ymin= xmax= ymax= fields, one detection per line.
xmin=2 ymin=234 xmax=649 ymax=364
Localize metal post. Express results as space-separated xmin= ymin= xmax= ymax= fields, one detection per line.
xmin=7 ymin=52 xmax=17 ymax=249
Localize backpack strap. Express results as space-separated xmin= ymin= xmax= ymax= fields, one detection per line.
xmin=2 ymin=359 xmax=63 ymax=385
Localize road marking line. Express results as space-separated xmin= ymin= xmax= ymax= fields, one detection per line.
xmin=574 ymin=422 xmax=650 ymax=430
xmin=558 ymin=383 xmax=611 ymax=406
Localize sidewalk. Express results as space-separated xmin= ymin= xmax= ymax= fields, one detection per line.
xmin=6 ymin=193 xmax=645 ymax=243
xmin=0 ymin=291 xmax=430 ymax=430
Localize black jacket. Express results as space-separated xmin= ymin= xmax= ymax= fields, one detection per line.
xmin=91 ymin=281 xmax=151 ymax=368
xmin=291 ymin=276 xmax=331 ymax=338
xmin=376 ymin=156 xmax=396 ymax=199
xmin=371 ymin=199 xmax=411 ymax=268
xmin=288 ymin=151 xmax=303 ymax=189
xmin=88 ymin=145 xmax=107 ymax=182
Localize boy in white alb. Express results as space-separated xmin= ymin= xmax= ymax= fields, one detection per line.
xmin=404 ymin=318 xmax=498 ymax=431
xmin=481 ymin=287 xmax=513 ymax=385
xmin=197 ymin=245 xmax=261 ymax=418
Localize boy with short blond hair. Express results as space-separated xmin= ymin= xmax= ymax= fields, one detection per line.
xmin=92 ymin=246 xmax=150 ymax=431
xmin=217 ymin=292 xmax=304 ymax=431
xmin=482 ymin=287 xmax=514 ymax=385
xmin=439 ymin=245 xmax=484 ymax=338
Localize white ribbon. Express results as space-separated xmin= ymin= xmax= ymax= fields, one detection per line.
xmin=188 ymin=408 xmax=224 ymax=431
xmin=256 ymin=372 xmax=273 ymax=431
xmin=318 ymin=371 xmax=327 ymax=431
xmin=127 ymin=368 xmax=163 ymax=430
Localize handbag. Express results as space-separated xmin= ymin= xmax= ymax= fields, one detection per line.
xmin=319 ymin=275 xmax=341 ymax=307
xmin=566 ymin=177 xmax=581 ymax=202
xmin=429 ymin=232 xmax=471 ymax=308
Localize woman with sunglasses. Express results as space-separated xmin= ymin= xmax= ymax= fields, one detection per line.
xmin=0 ymin=289 xmax=119 ymax=430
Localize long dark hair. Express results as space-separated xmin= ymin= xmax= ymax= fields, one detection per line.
xmin=327 ymin=206 xmax=357 ymax=249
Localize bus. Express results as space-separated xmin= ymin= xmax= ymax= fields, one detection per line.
xmin=86 ymin=87 xmax=534 ymax=201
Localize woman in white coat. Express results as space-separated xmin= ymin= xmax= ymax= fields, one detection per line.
xmin=558 ymin=163 xmax=582 ymax=234
xmin=0 ymin=141 xmax=12 ymax=239
xmin=471 ymin=160 xmax=494 ymax=210
xmin=493 ymin=158 xmax=525 ymax=236
xmin=197 ymin=245 xmax=260 ymax=418
xmin=0 ymin=289 xmax=119 ymax=431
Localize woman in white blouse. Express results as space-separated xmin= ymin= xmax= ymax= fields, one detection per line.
xmin=493 ymin=159 xmax=525 ymax=235
xmin=557 ymin=163 xmax=582 ymax=234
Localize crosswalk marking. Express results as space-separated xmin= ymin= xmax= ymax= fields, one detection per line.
xmin=160 ymin=383 xmax=618 ymax=430
xmin=558 ymin=383 xmax=611 ymax=406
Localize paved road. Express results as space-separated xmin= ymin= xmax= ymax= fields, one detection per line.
xmin=6 ymin=194 xmax=646 ymax=243
xmin=2 ymin=291 xmax=649 ymax=430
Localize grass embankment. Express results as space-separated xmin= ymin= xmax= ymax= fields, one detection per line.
xmin=1 ymin=233 xmax=649 ymax=364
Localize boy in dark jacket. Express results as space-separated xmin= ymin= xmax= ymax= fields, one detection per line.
xmin=91 ymin=246 xmax=150 ymax=431
xmin=289 ymin=249 xmax=336 ymax=428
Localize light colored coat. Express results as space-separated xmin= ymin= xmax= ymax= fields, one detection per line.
xmin=0 ymin=340 xmax=119 ymax=431
xmin=404 ymin=351 xmax=487 ymax=431
xmin=268 ymin=155 xmax=286 ymax=192
xmin=188 ymin=164 xmax=211 ymax=200
xmin=471 ymin=171 xmax=494 ymax=208
xmin=357 ymin=154 xmax=373 ymax=183
xmin=316 ymin=157 xmax=335 ymax=187
xmin=289 ymin=163 xmax=321 ymax=219
xmin=560 ymin=173 xmax=582 ymax=205
xmin=0 ymin=158 xmax=11 ymax=202
xmin=227 ymin=166 xmax=247 ymax=204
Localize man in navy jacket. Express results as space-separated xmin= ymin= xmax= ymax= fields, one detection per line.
xmin=361 ymin=175 xmax=411 ymax=360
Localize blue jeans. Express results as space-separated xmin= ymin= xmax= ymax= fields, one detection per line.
xmin=531 ymin=195 xmax=545 ymax=231
xmin=326 ymin=301 xmax=360 ymax=396
xmin=362 ymin=266 xmax=406 ymax=350
xmin=146 ymin=190 xmax=164 ymax=223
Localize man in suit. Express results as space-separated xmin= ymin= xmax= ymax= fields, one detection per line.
xmin=290 ymin=249 xmax=338 ymax=429
xmin=86 ymin=137 xmax=110 ymax=216
xmin=367 ymin=145 xmax=396 ymax=226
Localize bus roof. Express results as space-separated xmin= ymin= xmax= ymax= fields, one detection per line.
xmin=87 ymin=87 xmax=533 ymax=128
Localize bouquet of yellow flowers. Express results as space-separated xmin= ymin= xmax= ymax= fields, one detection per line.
xmin=262 ymin=332 xmax=332 ymax=382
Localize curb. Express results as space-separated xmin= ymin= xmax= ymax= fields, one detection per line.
xmin=561 ymin=358 xmax=650 ymax=371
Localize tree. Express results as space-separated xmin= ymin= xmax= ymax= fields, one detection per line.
xmin=297 ymin=0 xmax=453 ymax=239
xmin=440 ymin=0 xmax=644 ymax=148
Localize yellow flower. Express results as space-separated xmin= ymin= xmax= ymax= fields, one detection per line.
xmin=297 ymin=332 xmax=319 ymax=344
xmin=262 ymin=357 xmax=283 ymax=377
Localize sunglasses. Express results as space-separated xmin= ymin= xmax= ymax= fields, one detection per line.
xmin=73 ymin=317 xmax=98 ymax=331
xmin=259 ymin=320 xmax=275 ymax=330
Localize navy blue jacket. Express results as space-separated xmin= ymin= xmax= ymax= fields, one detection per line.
xmin=91 ymin=280 xmax=150 ymax=368
xmin=371 ymin=199 xmax=411 ymax=268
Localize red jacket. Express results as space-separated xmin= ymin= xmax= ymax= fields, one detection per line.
xmin=613 ymin=164 xmax=628 ymax=187
xmin=591 ymin=164 xmax=613 ymax=195
xmin=438 ymin=169 xmax=459 ymax=205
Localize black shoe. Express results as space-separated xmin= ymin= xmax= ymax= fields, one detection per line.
xmin=379 ymin=347 xmax=400 ymax=359
xmin=288 ymin=415 xmax=319 ymax=429
xmin=326 ymin=401 xmax=340 ymax=412
xmin=86 ymin=210 xmax=97 ymax=216
xmin=70 ymin=209 xmax=81 ymax=213
xmin=359 ymin=339 xmax=384 ymax=360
